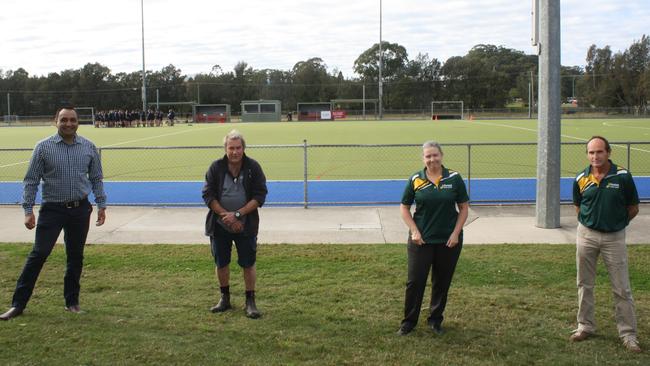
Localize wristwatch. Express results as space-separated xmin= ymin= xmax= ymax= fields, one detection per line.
xmin=234 ymin=211 xmax=241 ymax=218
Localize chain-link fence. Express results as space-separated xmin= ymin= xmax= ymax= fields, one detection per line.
xmin=2 ymin=106 xmax=650 ymax=127
xmin=1 ymin=142 xmax=649 ymax=206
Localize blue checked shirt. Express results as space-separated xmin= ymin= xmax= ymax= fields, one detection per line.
xmin=22 ymin=133 xmax=107 ymax=215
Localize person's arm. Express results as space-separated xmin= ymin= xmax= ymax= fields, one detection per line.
xmin=22 ymin=144 xmax=44 ymax=229
xmin=220 ymin=199 xmax=260 ymax=227
xmin=249 ymin=161 xmax=268 ymax=208
xmin=623 ymin=172 xmax=639 ymax=222
xmin=401 ymin=204 xmax=424 ymax=245
xmin=572 ymin=176 xmax=582 ymax=217
xmin=627 ymin=204 xmax=639 ymax=221
xmin=88 ymin=144 xmax=107 ymax=226
xmin=446 ymin=202 xmax=469 ymax=247
xmin=202 ymin=161 xmax=222 ymax=209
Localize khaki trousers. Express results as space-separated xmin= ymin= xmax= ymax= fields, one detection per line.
xmin=576 ymin=223 xmax=637 ymax=339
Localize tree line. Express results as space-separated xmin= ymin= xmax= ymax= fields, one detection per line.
xmin=1 ymin=35 xmax=648 ymax=116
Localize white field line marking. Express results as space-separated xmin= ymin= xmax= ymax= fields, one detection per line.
xmin=602 ymin=121 xmax=650 ymax=131
xmin=0 ymin=160 xmax=29 ymax=168
xmin=468 ymin=120 xmax=650 ymax=154
xmin=103 ymin=124 xmax=219 ymax=147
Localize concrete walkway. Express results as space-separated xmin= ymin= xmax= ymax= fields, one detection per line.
xmin=1 ymin=204 xmax=649 ymax=245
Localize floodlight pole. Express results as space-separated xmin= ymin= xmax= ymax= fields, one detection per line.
xmin=141 ymin=0 xmax=147 ymax=112
xmin=378 ymin=0 xmax=383 ymax=120
xmin=535 ymin=0 xmax=561 ymax=228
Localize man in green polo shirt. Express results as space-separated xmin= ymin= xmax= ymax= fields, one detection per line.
xmin=570 ymin=136 xmax=641 ymax=353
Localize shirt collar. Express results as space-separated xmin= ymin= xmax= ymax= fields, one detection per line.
xmin=584 ymin=159 xmax=616 ymax=177
xmin=420 ymin=165 xmax=450 ymax=178
xmin=54 ymin=133 xmax=80 ymax=144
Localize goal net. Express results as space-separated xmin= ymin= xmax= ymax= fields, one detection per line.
xmin=297 ymin=102 xmax=333 ymax=121
xmin=331 ymin=99 xmax=378 ymax=120
xmin=431 ymin=101 xmax=463 ymax=120
xmin=76 ymin=107 xmax=95 ymax=125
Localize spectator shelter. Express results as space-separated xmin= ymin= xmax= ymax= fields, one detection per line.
xmin=297 ymin=102 xmax=333 ymax=121
xmin=193 ymin=104 xmax=231 ymax=123
xmin=240 ymin=100 xmax=282 ymax=122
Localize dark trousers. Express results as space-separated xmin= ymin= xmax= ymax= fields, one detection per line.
xmin=11 ymin=201 xmax=92 ymax=309
xmin=401 ymin=240 xmax=462 ymax=329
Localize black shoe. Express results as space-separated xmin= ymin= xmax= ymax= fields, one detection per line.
xmin=430 ymin=323 xmax=444 ymax=335
xmin=397 ymin=325 xmax=413 ymax=336
xmin=245 ymin=296 xmax=261 ymax=319
xmin=0 ymin=307 xmax=23 ymax=321
xmin=210 ymin=294 xmax=232 ymax=313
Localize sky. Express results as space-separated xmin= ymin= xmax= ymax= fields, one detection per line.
xmin=1 ymin=0 xmax=648 ymax=78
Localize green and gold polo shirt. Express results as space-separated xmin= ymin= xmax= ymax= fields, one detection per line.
xmin=573 ymin=160 xmax=639 ymax=232
xmin=401 ymin=166 xmax=469 ymax=244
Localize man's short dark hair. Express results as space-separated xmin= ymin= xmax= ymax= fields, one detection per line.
xmin=587 ymin=135 xmax=611 ymax=153
xmin=54 ymin=105 xmax=77 ymax=121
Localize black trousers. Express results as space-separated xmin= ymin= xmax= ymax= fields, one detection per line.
xmin=11 ymin=200 xmax=92 ymax=309
xmin=401 ymin=239 xmax=462 ymax=329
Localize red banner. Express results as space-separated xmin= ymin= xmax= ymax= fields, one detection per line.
xmin=332 ymin=110 xmax=347 ymax=119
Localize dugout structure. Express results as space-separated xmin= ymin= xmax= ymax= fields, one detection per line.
xmin=193 ymin=104 xmax=231 ymax=123
xmin=241 ymin=100 xmax=281 ymax=122
xmin=297 ymin=102 xmax=333 ymax=121
xmin=431 ymin=101 xmax=464 ymax=120
xmin=76 ymin=107 xmax=95 ymax=125
xmin=331 ymin=99 xmax=378 ymax=120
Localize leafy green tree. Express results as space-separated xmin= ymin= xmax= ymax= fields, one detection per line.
xmin=353 ymin=41 xmax=408 ymax=82
xmin=292 ymin=57 xmax=336 ymax=103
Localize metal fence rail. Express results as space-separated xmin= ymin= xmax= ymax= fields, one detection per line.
xmin=1 ymin=142 xmax=649 ymax=206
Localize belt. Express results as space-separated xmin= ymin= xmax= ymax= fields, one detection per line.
xmin=48 ymin=197 xmax=88 ymax=209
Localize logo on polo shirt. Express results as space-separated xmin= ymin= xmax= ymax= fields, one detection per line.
xmin=440 ymin=184 xmax=453 ymax=189
xmin=606 ymin=182 xmax=620 ymax=189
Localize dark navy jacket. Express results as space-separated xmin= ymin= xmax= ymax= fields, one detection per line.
xmin=202 ymin=154 xmax=267 ymax=237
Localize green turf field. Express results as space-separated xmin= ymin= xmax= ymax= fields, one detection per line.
xmin=1 ymin=119 xmax=649 ymax=180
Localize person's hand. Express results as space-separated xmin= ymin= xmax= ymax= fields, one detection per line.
xmin=96 ymin=208 xmax=106 ymax=226
xmin=229 ymin=220 xmax=244 ymax=233
xmin=410 ymin=230 xmax=424 ymax=245
xmin=220 ymin=212 xmax=237 ymax=226
xmin=24 ymin=213 xmax=36 ymax=230
xmin=446 ymin=232 xmax=460 ymax=247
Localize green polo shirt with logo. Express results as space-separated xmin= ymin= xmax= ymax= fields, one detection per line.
xmin=402 ymin=166 xmax=469 ymax=244
xmin=573 ymin=160 xmax=639 ymax=233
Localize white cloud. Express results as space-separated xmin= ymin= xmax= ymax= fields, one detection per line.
xmin=1 ymin=0 xmax=647 ymax=77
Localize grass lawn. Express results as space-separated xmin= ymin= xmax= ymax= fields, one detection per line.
xmin=0 ymin=243 xmax=649 ymax=365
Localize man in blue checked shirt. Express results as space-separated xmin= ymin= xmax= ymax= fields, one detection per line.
xmin=1 ymin=106 xmax=107 ymax=321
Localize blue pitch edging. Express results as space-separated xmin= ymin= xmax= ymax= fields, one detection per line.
xmin=1 ymin=178 xmax=649 ymax=206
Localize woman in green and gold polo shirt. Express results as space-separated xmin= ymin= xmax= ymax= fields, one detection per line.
xmin=397 ymin=141 xmax=469 ymax=336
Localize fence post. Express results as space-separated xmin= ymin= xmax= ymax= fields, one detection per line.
xmin=467 ymin=144 xmax=472 ymax=200
xmin=303 ymin=139 xmax=308 ymax=209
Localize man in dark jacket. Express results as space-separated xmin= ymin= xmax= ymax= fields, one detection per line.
xmin=202 ymin=130 xmax=267 ymax=318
